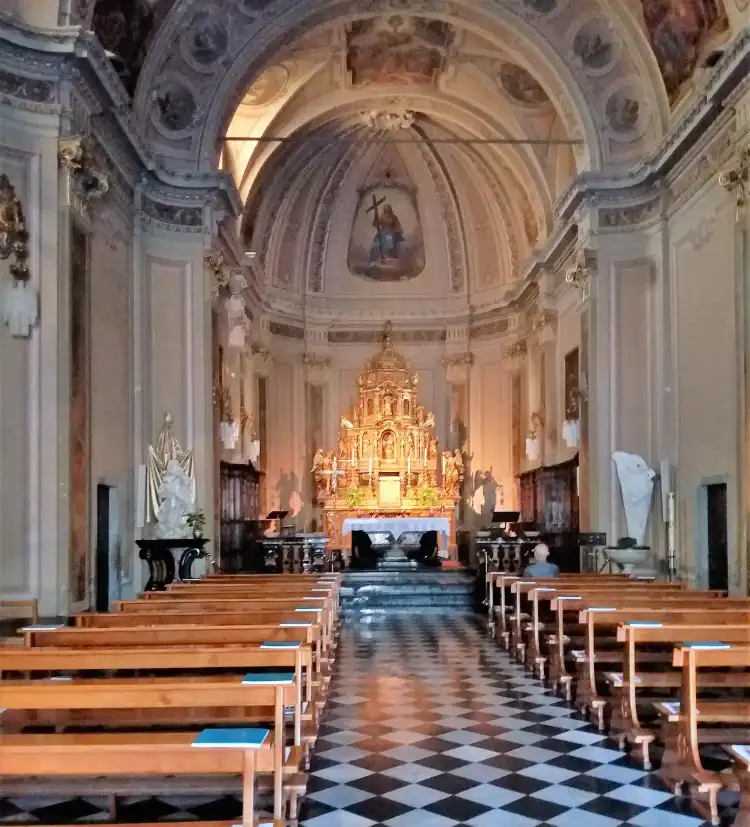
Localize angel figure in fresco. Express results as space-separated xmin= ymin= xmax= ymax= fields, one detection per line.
xmin=369 ymin=202 xmax=404 ymax=264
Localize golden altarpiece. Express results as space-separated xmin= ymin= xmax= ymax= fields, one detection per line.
xmin=312 ymin=324 xmax=463 ymax=549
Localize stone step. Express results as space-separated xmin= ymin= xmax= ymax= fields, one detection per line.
xmin=340 ymin=569 xmax=475 ymax=613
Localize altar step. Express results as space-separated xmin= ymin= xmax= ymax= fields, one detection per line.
xmin=340 ymin=570 xmax=475 ymax=614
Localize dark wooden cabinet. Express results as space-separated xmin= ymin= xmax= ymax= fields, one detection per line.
xmin=517 ymin=456 xmax=580 ymax=572
xmin=219 ymin=461 xmax=264 ymax=573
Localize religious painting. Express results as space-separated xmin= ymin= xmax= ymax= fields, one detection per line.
xmin=639 ymin=0 xmax=728 ymax=102
xmin=348 ymin=184 xmax=425 ymax=282
xmin=564 ymin=348 xmax=580 ymax=420
xmin=70 ymin=224 xmax=90 ymax=605
xmin=346 ymin=16 xmax=455 ymax=87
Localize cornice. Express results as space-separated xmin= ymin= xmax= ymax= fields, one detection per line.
xmin=0 ymin=21 xmax=243 ymax=227
xmin=554 ymin=28 xmax=750 ymax=223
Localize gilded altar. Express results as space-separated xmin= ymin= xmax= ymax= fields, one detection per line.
xmin=312 ymin=323 xmax=463 ymax=549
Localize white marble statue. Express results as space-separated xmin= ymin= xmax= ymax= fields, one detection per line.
xmin=612 ymin=451 xmax=655 ymax=546
xmin=154 ymin=458 xmax=195 ymax=539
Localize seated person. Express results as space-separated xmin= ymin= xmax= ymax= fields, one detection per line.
xmin=351 ymin=530 xmax=377 ymax=569
xmin=523 ymin=542 xmax=559 ymax=577
xmin=411 ymin=530 xmax=441 ymax=567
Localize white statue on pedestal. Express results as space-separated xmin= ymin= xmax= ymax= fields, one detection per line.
xmin=146 ymin=413 xmax=196 ymax=537
xmin=612 ymin=451 xmax=655 ymax=546
xmin=155 ymin=459 xmax=195 ymax=539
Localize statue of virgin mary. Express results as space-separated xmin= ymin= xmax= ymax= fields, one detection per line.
xmin=146 ymin=413 xmax=196 ymax=533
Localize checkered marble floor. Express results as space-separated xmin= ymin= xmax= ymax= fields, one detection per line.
xmin=0 ymin=613 xmax=734 ymax=825
xmin=299 ymin=613 xmax=728 ymax=827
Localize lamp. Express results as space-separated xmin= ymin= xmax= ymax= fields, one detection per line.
xmin=525 ymin=412 xmax=543 ymax=461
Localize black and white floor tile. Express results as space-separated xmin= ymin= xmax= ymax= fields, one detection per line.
xmin=0 ymin=613 xmax=734 ymax=825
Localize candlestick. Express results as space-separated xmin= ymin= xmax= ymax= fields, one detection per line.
xmin=369 ymin=457 xmax=372 ymax=474
xmin=408 ymin=456 xmax=411 ymax=474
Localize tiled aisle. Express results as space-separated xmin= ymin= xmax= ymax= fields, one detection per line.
xmin=300 ymin=613 xmax=711 ymax=827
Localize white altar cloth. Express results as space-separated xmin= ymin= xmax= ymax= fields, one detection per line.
xmin=342 ymin=517 xmax=450 ymax=538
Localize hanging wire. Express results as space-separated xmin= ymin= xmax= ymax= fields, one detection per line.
xmin=222 ymin=135 xmax=583 ymax=145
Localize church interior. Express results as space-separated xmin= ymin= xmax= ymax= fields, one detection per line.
xmin=0 ymin=0 xmax=749 ymax=825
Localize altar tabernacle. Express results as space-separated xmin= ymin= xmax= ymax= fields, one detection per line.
xmin=311 ymin=323 xmax=463 ymax=554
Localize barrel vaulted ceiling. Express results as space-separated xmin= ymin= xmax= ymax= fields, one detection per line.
xmin=91 ymin=0 xmax=733 ymax=317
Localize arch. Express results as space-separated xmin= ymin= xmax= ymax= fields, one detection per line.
xmin=133 ymin=0 xmax=668 ymax=176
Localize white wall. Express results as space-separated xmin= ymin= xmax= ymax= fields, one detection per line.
xmin=89 ymin=205 xmax=134 ymax=597
xmin=670 ymin=175 xmax=746 ymax=590
xmin=0 ymin=106 xmax=67 ymax=615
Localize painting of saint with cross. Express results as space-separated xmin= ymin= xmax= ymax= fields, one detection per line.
xmin=348 ymin=184 xmax=425 ymax=281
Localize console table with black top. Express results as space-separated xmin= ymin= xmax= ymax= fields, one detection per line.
xmin=136 ymin=538 xmax=211 ymax=591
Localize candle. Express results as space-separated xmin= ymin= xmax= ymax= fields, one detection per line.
xmin=424 ymin=448 xmax=427 ymax=464
xmin=408 ymin=456 xmax=411 ymax=474
xmin=442 ymin=454 xmax=445 ymax=476
xmin=369 ymin=457 xmax=373 ymax=474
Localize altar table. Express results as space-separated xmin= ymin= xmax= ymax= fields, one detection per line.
xmin=342 ymin=517 xmax=451 ymax=538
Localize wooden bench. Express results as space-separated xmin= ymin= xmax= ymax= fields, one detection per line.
xmin=112 ymin=595 xmax=335 ymax=648
xmin=577 ymin=606 xmax=750 ymax=730
xmin=0 ymin=729 xmax=278 ymax=825
xmin=22 ymin=624 xmax=324 ymax=707
xmin=540 ymin=591 xmax=739 ymax=705
xmin=724 ymin=745 xmax=750 ymax=827
xmin=525 ymin=582 xmax=688 ymax=680
xmin=0 ymin=643 xmax=313 ymax=747
xmin=99 ymin=600 xmax=335 ymax=658
xmin=486 ymin=573 xmax=628 ymax=641
xmin=0 ymin=674 xmax=298 ymax=820
xmin=614 ymin=622 xmax=750 ymax=768
xmin=655 ymin=643 xmax=750 ymax=825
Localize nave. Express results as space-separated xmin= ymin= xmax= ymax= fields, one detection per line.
xmin=0 ymin=610 xmax=728 ymax=827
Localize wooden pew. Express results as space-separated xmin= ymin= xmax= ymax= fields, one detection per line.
xmin=614 ymin=623 xmax=750 ymax=768
xmin=157 ymin=583 xmax=341 ymax=627
xmin=577 ymin=606 xmax=750 ymax=730
xmin=69 ymin=612 xmax=331 ymax=687
xmin=725 ymin=745 xmax=750 ymax=827
xmin=0 ymin=674 xmax=297 ymax=820
xmin=486 ymin=573 xmax=628 ymax=640
xmin=107 ymin=599 xmax=335 ymax=656
xmin=524 ymin=582 xmax=689 ymax=678
xmin=656 ymin=643 xmax=750 ymax=825
xmin=0 ymin=728 xmax=278 ymax=826
xmin=539 ymin=589 xmax=733 ymax=700
xmin=22 ymin=624 xmax=323 ymax=706
xmin=0 ymin=643 xmax=312 ymax=748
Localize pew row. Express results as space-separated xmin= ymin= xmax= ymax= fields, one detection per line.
xmin=657 ymin=644 xmax=750 ymax=825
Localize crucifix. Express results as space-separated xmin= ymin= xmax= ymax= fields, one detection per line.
xmin=366 ymin=193 xmax=387 ymax=263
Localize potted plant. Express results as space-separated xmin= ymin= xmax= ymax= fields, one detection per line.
xmin=186 ymin=510 xmax=206 ymax=539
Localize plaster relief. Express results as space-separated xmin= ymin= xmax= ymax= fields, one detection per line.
xmin=498 ymin=63 xmax=548 ymax=105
